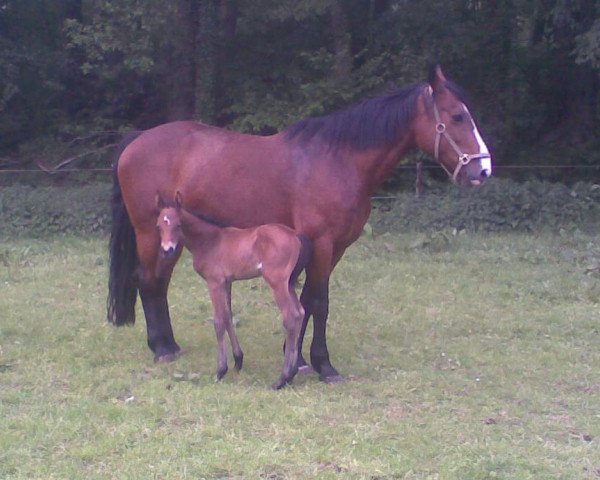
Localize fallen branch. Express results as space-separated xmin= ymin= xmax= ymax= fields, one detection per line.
xmin=34 ymin=142 xmax=118 ymax=174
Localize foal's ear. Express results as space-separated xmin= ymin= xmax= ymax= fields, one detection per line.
xmin=155 ymin=192 xmax=165 ymax=210
xmin=175 ymin=191 xmax=183 ymax=209
xmin=428 ymin=64 xmax=447 ymax=93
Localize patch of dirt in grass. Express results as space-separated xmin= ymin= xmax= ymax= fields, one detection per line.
xmin=259 ymin=470 xmax=288 ymax=479
xmin=577 ymin=384 xmax=600 ymax=395
xmin=384 ymin=400 xmax=412 ymax=421
xmin=318 ymin=461 xmax=348 ymax=474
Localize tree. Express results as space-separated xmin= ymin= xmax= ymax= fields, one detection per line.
xmin=1 ymin=0 xmax=599 ymax=176
xmin=0 ymin=0 xmax=80 ymax=151
xmin=536 ymin=0 xmax=598 ymax=144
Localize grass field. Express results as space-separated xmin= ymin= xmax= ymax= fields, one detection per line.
xmin=1 ymin=231 xmax=599 ymax=479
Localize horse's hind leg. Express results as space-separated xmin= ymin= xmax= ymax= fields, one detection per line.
xmin=224 ymin=282 xmax=243 ymax=371
xmin=290 ymin=235 xmax=313 ymax=374
xmin=295 ymin=287 xmax=313 ymax=373
xmin=271 ymin=283 xmax=303 ymax=390
xmin=137 ymin=232 xmax=182 ymax=362
xmin=207 ymin=280 xmax=236 ymax=380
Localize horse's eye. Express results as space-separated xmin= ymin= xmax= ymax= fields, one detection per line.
xmin=451 ymin=114 xmax=464 ymax=123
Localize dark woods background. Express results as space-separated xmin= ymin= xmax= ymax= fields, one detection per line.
xmin=1 ymin=0 xmax=599 ymax=183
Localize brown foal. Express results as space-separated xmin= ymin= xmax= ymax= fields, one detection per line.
xmin=156 ymin=192 xmax=310 ymax=389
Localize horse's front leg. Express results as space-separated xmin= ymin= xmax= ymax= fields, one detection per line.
xmin=301 ymin=239 xmax=344 ymax=383
xmin=207 ymin=280 xmax=234 ymax=380
xmin=137 ymin=232 xmax=182 ymax=362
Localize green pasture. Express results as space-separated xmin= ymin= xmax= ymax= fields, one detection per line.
xmin=1 ymin=231 xmax=599 ymax=479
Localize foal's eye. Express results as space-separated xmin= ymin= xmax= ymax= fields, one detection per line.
xmin=451 ymin=114 xmax=464 ymax=123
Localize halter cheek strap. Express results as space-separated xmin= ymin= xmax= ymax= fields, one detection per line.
xmin=432 ymin=101 xmax=491 ymax=183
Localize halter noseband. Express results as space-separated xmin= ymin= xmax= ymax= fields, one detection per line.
xmin=432 ymin=99 xmax=491 ymax=183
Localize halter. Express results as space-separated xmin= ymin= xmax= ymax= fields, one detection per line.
xmin=432 ymin=100 xmax=491 ymax=183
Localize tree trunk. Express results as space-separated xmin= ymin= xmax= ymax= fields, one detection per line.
xmin=64 ymin=0 xmax=82 ymax=21
xmin=330 ymin=0 xmax=352 ymax=79
xmin=559 ymin=64 xmax=598 ymax=144
xmin=213 ymin=0 xmax=238 ymax=126
xmin=167 ymin=0 xmax=200 ymax=121
xmin=540 ymin=0 xmax=598 ymax=144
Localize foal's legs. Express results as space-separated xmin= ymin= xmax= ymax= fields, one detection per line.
xmin=283 ymin=280 xmax=312 ymax=374
xmin=296 ymin=287 xmax=313 ymax=373
xmin=270 ymin=282 xmax=304 ymax=389
xmin=224 ymin=281 xmax=244 ymax=371
xmin=207 ymin=280 xmax=243 ymax=380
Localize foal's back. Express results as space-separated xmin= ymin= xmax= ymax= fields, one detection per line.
xmin=167 ymin=204 xmax=302 ymax=285
xmin=195 ymin=223 xmax=302 ymax=284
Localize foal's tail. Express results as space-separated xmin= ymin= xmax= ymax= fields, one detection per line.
xmin=290 ymin=234 xmax=313 ymax=288
xmin=107 ymin=131 xmax=143 ymax=326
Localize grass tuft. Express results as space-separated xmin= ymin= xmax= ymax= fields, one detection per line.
xmin=1 ymin=232 xmax=599 ymax=478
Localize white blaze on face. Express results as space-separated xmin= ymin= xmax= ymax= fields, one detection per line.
xmin=160 ymin=214 xmax=178 ymax=252
xmin=463 ymin=104 xmax=492 ymax=177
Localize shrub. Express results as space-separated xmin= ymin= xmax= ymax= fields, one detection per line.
xmin=0 ymin=184 xmax=111 ymax=238
xmin=1 ymin=178 xmax=599 ymax=238
xmin=371 ymin=178 xmax=600 ymax=234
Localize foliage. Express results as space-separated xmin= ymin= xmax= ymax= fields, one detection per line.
xmin=62 ymin=0 xmax=178 ymax=129
xmin=1 ymin=0 xmax=599 ymax=174
xmin=64 ymin=2 xmax=159 ymax=77
xmin=372 ymin=178 xmax=600 ymax=234
xmin=2 ymin=179 xmax=600 ymax=239
xmin=0 ymin=1 xmax=74 ymax=149
xmin=0 ymin=183 xmax=111 ymax=237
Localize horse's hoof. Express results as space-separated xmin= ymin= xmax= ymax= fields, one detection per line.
xmin=320 ymin=373 xmax=345 ymax=384
xmin=297 ymin=364 xmax=314 ymax=375
xmin=271 ymin=379 xmax=290 ymax=390
xmin=154 ymin=349 xmax=185 ymax=363
xmin=313 ymin=363 xmax=343 ymax=383
xmin=234 ymin=353 xmax=244 ymax=371
xmin=216 ymin=366 xmax=228 ymax=381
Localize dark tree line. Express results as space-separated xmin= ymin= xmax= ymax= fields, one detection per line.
xmin=1 ymin=0 xmax=599 ymax=177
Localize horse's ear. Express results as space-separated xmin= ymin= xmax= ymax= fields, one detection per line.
xmin=175 ymin=191 xmax=183 ymax=209
xmin=428 ymin=64 xmax=447 ymax=93
xmin=156 ymin=192 xmax=165 ymax=210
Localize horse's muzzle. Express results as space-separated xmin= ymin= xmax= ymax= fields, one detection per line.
xmin=463 ymin=156 xmax=492 ymax=186
xmin=160 ymin=245 xmax=178 ymax=259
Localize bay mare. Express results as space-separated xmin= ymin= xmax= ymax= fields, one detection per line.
xmin=108 ymin=66 xmax=492 ymax=382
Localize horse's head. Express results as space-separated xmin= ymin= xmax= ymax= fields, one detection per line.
xmin=415 ymin=66 xmax=492 ymax=186
xmin=155 ymin=192 xmax=184 ymax=259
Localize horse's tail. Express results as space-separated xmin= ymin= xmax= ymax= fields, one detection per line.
xmin=107 ymin=131 xmax=143 ymax=326
xmin=290 ymin=234 xmax=313 ymax=287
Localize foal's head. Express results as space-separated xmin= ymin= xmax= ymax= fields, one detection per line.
xmin=414 ymin=65 xmax=492 ymax=186
xmin=155 ymin=192 xmax=184 ymax=259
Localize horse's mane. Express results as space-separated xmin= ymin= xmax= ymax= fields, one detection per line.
xmin=443 ymin=80 xmax=471 ymax=109
xmin=284 ymin=82 xmax=428 ymax=151
xmin=159 ymin=200 xmax=230 ymax=228
xmin=284 ymin=80 xmax=472 ymax=151
xmin=186 ymin=208 xmax=230 ymax=228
